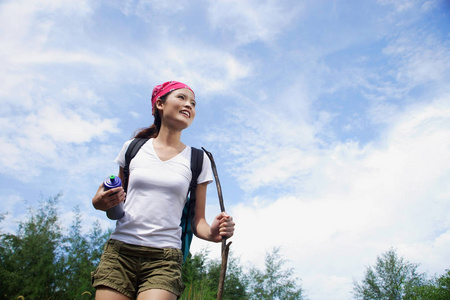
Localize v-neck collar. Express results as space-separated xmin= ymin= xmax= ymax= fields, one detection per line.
xmin=150 ymin=138 xmax=188 ymax=162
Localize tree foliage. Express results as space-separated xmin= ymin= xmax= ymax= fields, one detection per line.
xmin=182 ymin=249 xmax=217 ymax=299
xmin=247 ymin=247 xmax=304 ymax=300
xmin=0 ymin=195 xmax=108 ymax=299
xmin=0 ymin=194 xmax=63 ymax=299
xmin=181 ymin=249 xmax=248 ymax=300
xmin=181 ymin=247 xmax=304 ymax=300
xmin=409 ymin=269 xmax=450 ymax=300
xmin=1 ymin=194 xmax=307 ymax=300
xmin=58 ymin=206 xmax=109 ymax=298
xmin=353 ymin=248 xmax=426 ymax=300
xmin=2 ymin=196 xmax=449 ymax=300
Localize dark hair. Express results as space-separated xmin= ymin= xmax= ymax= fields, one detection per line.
xmin=134 ymin=93 xmax=170 ymax=139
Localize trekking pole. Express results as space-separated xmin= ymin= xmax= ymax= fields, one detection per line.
xmin=202 ymin=148 xmax=232 ymax=300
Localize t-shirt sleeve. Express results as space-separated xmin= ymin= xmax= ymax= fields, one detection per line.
xmin=114 ymin=139 xmax=133 ymax=168
xmin=198 ymin=151 xmax=214 ymax=185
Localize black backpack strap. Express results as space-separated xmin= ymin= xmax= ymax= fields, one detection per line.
xmin=190 ymin=147 xmax=204 ymax=190
xmin=182 ymin=147 xmax=203 ymax=239
xmin=123 ymin=138 xmax=149 ymax=192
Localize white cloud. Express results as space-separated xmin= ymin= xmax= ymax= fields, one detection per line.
xmin=206 ymin=77 xmax=324 ymax=192
xmin=219 ymin=96 xmax=450 ymax=299
xmin=399 ymin=228 xmax=450 ymax=274
xmin=0 ymin=0 xmax=92 ymax=56
xmin=28 ymin=104 xmax=120 ymax=144
xmin=117 ymin=0 xmax=189 ymax=19
xmin=0 ymin=100 xmax=120 ymax=178
xmin=207 ymin=0 xmax=304 ymax=45
xmin=0 ymin=0 xmax=254 ymax=105
xmin=0 ymin=0 xmax=253 ymax=183
xmin=144 ymin=41 xmax=252 ymax=96
xmin=383 ymin=33 xmax=450 ymax=87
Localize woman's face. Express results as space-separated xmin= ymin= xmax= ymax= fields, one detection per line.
xmin=157 ymin=88 xmax=196 ymax=129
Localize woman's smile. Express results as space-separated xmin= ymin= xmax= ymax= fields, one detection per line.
xmin=180 ymin=109 xmax=191 ymax=118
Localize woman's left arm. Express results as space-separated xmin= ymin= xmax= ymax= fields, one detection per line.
xmin=193 ymin=182 xmax=235 ymax=242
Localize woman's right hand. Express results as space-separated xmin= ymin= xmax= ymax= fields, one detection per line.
xmin=92 ymin=184 xmax=126 ymax=211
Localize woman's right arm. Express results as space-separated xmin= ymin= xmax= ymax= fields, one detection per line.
xmin=92 ymin=167 xmax=126 ymax=211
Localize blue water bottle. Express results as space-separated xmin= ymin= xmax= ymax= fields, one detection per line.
xmin=103 ymin=175 xmax=125 ymax=220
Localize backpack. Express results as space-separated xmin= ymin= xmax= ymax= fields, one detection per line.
xmin=122 ymin=138 xmax=204 ymax=262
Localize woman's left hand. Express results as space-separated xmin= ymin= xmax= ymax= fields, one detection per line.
xmin=210 ymin=212 xmax=235 ymax=242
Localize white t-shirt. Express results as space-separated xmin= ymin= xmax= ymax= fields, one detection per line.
xmin=109 ymin=138 xmax=213 ymax=249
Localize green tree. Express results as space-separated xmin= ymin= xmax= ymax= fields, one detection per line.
xmin=181 ymin=249 xmax=248 ymax=300
xmin=0 ymin=194 xmax=63 ymax=299
xmin=182 ymin=249 xmax=216 ymax=299
xmin=59 ymin=206 xmax=109 ymax=298
xmin=247 ymin=247 xmax=304 ymax=300
xmin=353 ymin=248 xmax=426 ymax=300
xmin=0 ymin=196 xmax=109 ymax=299
xmin=204 ymin=253 xmax=248 ymax=300
xmin=410 ymin=269 xmax=450 ymax=300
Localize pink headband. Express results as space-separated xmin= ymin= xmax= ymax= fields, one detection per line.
xmin=151 ymin=81 xmax=195 ymax=115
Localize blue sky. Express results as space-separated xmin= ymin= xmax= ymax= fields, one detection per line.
xmin=1 ymin=0 xmax=449 ymax=299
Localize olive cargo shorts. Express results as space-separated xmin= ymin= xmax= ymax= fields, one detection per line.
xmin=91 ymin=239 xmax=184 ymax=298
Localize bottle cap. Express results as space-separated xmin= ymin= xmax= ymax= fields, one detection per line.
xmin=103 ymin=175 xmax=122 ymax=190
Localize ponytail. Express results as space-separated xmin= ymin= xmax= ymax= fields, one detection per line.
xmin=133 ymin=93 xmax=169 ymax=139
xmin=134 ymin=113 xmax=161 ymax=139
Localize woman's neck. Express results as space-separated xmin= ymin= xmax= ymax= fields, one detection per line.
xmin=154 ymin=125 xmax=183 ymax=148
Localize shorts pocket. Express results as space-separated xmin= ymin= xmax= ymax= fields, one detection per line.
xmin=92 ymin=240 xmax=120 ymax=283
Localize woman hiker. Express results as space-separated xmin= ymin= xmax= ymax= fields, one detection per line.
xmin=91 ymin=81 xmax=235 ymax=300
